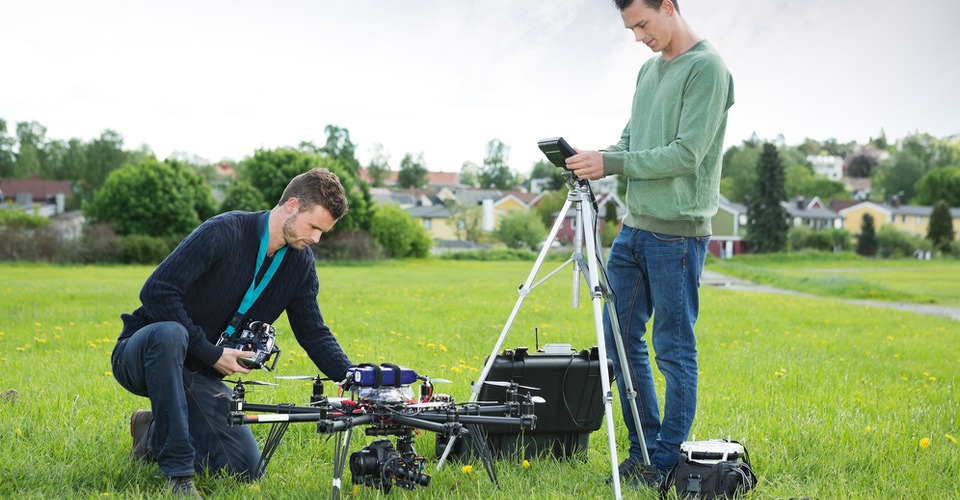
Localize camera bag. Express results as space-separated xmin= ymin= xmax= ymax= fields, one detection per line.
xmin=662 ymin=440 xmax=758 ymax=499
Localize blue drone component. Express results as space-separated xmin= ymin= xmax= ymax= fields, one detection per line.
xmin=346 ymin=364 xmax=419 ymax=387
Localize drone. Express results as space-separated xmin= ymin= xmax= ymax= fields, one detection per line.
xmin=226 ymin=362 xmax=540 ymax=499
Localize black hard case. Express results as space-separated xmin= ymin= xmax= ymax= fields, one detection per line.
xmin=438 ymin=346 xmax=612 ymax=460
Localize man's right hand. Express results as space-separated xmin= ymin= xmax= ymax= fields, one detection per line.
xmin=214 ymin=347 xmax=257 ymax=376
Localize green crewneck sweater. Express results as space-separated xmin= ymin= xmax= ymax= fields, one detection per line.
xmin=602 ymin=40 xmax=734 ymax=237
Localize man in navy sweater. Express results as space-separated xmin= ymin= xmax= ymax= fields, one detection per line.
xmin=112 ymin=168 xmax=353 ymax=497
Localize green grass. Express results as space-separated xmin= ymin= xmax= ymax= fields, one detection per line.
xmin=1 ymin=260 xmax=958 ymax=499
xmin=708 ymin=252 xmax=960 ymax=306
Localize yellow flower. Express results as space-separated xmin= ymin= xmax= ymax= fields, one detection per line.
xmin=461 ymin=465 xmax=473 ymax=474
xmin=919 ymin=438 xmax=931 ymax=449
xmin=522 ymin=460 xmax=531 ymax=469
xmin=946 ymin=434 xmax=957 ymax=444
xmin=15 ymin=429 xmax=22 ymax=437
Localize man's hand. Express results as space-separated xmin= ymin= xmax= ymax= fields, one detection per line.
xmin=214 ymin=347 xmax=257 ymax=376
xmin=565 ymin=149 xmax=605 ymax=181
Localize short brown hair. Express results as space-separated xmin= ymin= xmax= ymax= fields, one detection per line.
xmin=614 ymin=0 xmax=680 ymax=13
xmin=278 ymin=168 xmax=349 ymax=220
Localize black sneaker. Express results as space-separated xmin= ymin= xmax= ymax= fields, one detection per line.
xmin=165 ymin=476 xmax=202 ymax=498
xmin=626 ymin=464 xmax=664 ymax=490
xmin=129 ymin=409 xmax=153 ymax=461
xmin=605 ymin=458 xmax=644 ymax=484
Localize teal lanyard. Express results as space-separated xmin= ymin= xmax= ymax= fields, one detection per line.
xmin=224 ymin=213 xmax=287 ymax=335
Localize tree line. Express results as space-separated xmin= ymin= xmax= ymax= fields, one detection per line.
xmin=2 ymin=115 xmax=958 ymax=261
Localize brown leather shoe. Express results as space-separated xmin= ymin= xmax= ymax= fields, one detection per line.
xmin=129 ymin=409 xmax=153 ymax=461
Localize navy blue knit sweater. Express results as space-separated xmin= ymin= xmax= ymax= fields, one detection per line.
xmin=118 ymin=210 xmax=352 ymax=380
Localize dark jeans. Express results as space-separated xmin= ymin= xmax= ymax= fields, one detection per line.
xmin=111 ymin=321 xmax=261 ymax=479
xmin=602 ymin=227 xmax=709 ymax=473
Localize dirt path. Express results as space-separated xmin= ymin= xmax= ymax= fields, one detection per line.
xmin=701 ymin=270 xmax=960 ymax=322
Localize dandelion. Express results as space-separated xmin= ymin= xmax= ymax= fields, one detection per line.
xmin=919 ymin=438 xmax=931 ymax=449
xmin=105 ymin=371 xmax=113 ymax=376
xmin=427 ymin=343 xmax=435 ymax=349
xmin=522 ymin=460 xmax=531 ymax=469
xmin=946 ymin=434 xmax=957 ymax=444
xmin=461 ymin=465 xmax=473 ymax=474
xmin=929 ymin=377 xmax=937 ymax=381
xmin=864 ymin=426 xmax=873 ymax=433
xmin=15 ymin=429 xmax=22 ymax=437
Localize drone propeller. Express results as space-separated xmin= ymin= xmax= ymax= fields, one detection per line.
xmin=224 ymin=379 xmax=278 ymax=386
xmin=275 ymin=375 xmax=334 ymax=381
xmin=419 ymin=376 xmax=453 ymax=384
xmin=482 ymin=380 xmax=540 ymax=392
xmin=526 ymin=395 xmax=547 ymax=404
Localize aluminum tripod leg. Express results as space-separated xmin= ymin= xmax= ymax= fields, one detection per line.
xmin=436 ymin=196 xmax=576 ymax=469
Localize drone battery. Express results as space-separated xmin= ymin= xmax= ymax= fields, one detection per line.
xmin=345 ymin=364 xmax=418 ymax=387
xmin=439 ymin=346 xmax=611 ymax=460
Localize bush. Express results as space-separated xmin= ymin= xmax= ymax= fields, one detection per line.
xmin=117 ymin=234 xmax=179 ymax=264
xmin=495 ymin=210 xmax=548 ymax=250
xmin=876 ymin=224 xmax=929 ymax=258
xmin=788 ymin=226 xmax=851 ymax=252
xmin=313 ymin=229 xmax=382 ymax=261
xmin=369 ymin=204 xmax=432 ymax=258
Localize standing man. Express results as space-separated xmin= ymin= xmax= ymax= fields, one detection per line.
xmin=112 ymin=168 xmax=354 ymax=497
xmin=565 ymin=0 xmax=734 ymax=488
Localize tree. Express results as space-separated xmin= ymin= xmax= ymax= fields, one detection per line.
xmin=528 ymin=159 xmax=567 ymax=192
xmin=915 ymin=166 xmax=960 ymax=207
xmin=78 ymin=129 xmax=129 ymax=203
xmin=0 ymin=118 xmax=16 ymax=177
xmin=320 ymin=124 xmax=360 ymax=175
xmin=745 ymin=143 xmax=789 ymax=253
xmin=365 ymin=143 xmax=392 ymax=187
xmin=495 ymin=209 xmax=548 ymax=250
xmin=369 ymin=203 xmax=432 ymax=258
xmin=459 ymin=161 xmax=480 ymax=188
xmin=927 ymin=200 xmax=956 ymax=251
xmin=219 ymin=182 xmax=269 ymax=213
xmin=86 ymin=158 xmax=208 ymax=237
xmin=856 ymin=213 xmax=877 ymax=257
xmin=720 ymin=142 xmax=760 ymax=203
xmin=397 ymin=153 xmax=428 ymax=189
xmin=844 ymin=145 xmax=881 ymax=178
xmin=478 ymin=139 xmax=516 ymax=190
xmin=874 ymin=151 xmax=924 ymax=203
xmin=239 ymin=147 xmax=371 ymax=232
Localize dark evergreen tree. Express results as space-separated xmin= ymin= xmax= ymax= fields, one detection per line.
xmin=745 ymin=142 xmax=789 ymax=253
xmin=856 ymin=212 xmax=877 ymax=257
xmin=927 ymin=200 xmax=956 ymax=251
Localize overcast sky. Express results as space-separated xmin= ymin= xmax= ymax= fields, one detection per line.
xmin=2 ymin=0 xmax=958 ymax=175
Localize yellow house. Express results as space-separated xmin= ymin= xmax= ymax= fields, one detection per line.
xmin=837 ymin=201 xmax=960 ymax=238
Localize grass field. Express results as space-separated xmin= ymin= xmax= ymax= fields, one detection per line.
xmin=1 ymin=259 xmax=958 ymax=499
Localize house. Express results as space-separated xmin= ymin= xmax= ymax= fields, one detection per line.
xmin=358 ymin=168 xmax=461 ymax=190
xmin=0 ymin=176 xmax=73 ymax=217
xmin=782 ymin=196 xmax=843 ymax=231
xmin=835 ymin=200 xmax=960 ymax=239
xmin=554 ymin=191 xmax=626 ymax=244
xmin=807 ymin=154 xmax=843 ymax=181
xmin=709 ymin=194 xmax=748 ymax=258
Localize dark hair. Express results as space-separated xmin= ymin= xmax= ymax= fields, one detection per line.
xmin=278 ymin=168 xmax=349 ymax=220
xmin=614 ymin=0 xmax=680 ymax=13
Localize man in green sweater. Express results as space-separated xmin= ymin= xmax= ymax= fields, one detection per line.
xmin=566 ymin=0 xmax=734 ymax=488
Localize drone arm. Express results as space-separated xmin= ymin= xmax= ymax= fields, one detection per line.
xmin=318 ymin=413 xmax=375 ymax=434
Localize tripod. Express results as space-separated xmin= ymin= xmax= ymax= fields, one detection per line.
xmin=438 ymin=175 xmax=649 ymax=499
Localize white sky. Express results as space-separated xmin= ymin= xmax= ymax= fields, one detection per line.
xmin=2 ymin=0 xmax=958 ymax=175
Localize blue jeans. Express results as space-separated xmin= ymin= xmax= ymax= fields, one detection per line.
xmin=111 ymin=321 xmax=261 ymax=480
xmin=602 ymin=227 xmax=708 ymax=473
